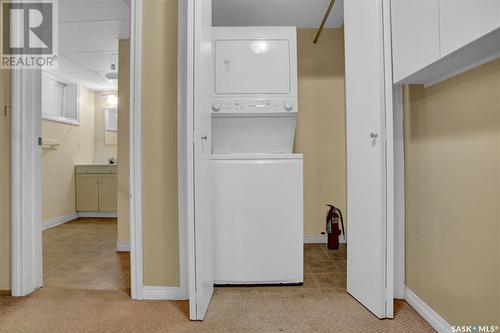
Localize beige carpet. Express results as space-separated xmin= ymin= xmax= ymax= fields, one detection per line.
xmin=0 ymin=244 xmax=435 ymax=332
xmin=0 ymin=287 xmax=435 ymax=333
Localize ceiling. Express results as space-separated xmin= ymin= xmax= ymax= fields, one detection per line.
xmin=47 ymin=0 xmax=130 ymax=91
xmin=50 ymin=0 xmax=342 ymax=91
xmin=212 ymin=0 xmax=344 ymax=28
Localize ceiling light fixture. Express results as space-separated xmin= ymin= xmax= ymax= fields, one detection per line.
xmin=105 ymin=54 xmax=118 ymax=81
xmin=107 ymin=94 xmax=118 ymax=107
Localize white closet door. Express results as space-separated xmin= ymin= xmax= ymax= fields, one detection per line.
xmin=344 ymin=0 xmax=393 ymax=319
xmin=188 ymin=0 xmax=214 ymax=321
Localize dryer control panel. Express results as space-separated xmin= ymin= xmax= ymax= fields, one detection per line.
xmin=211 ymin=99 xmax=296 ymax=114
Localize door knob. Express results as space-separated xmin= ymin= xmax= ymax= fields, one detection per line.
xmin=370 ymin=132 xmax=378 ymax=138
xmin=201 ymin=135 xmax=208 ymax=141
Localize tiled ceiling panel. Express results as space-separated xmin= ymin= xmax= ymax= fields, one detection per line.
xmin=46 ymin=0 xmax=130 ymax=91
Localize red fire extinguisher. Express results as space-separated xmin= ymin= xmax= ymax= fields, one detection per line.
xmin=326 ymin=205 xmax=345 ymax=250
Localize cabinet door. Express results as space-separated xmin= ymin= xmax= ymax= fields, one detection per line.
xmin=76 ymin=174 xmax=99 ymax=211
xmin=439 ymin=0 xmax=500 ymax=56
xmin=391 ymin=0 xmax=441 ymax=82
xmin=98 ymin=174 xmax=117 ymax=212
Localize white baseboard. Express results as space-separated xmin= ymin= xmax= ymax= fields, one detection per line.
xmin=42 ymin=212 xmax=118 ymax=230
xmin=116 ymin=241 xmax=131 ymax=252
xmin=405 ymin=287 xmax=452 ymax=333
xmin=142 ymin=286 xmax=186 ymax=300
xmin=42 ymin=212 xmax=79 ymax=230
xmin=77 ymin=212 xmax=117 ymax=218
xmin=304 ymin=234 xmax=346 ymax=244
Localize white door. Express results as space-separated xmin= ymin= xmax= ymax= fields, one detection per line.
xmin=187 ymin=0 xmax=214 ymax=321
xmin=344 ymin=0 xmax=393 ymax=318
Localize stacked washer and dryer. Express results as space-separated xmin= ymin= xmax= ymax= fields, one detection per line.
xmin=211 ymin=27 xmax=304 ymax=284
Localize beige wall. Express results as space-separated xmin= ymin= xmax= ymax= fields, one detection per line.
xmin=0 ymin=69 xmax=11 ymax=291
xmin=42 ymin=87 xmax=96 ymax=221
xmin=404 ymin=59 xmax=500 ymax=324
xmin=117 ymin=39 xmax=130 ymax=247
xmin=294 ymin=28 xmax=347 ymax=235
xmin=141 ymin=0 xmax=180 ymax=286
xmin=94 ymin=93 xmax=118 ymax=163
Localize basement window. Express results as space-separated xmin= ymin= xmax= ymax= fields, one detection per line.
xmin=42 ymin=72 xmax=80 ymax=125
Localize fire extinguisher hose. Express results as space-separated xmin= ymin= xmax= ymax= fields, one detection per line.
xmin=336 ymin=208 xmax=345 ymax=239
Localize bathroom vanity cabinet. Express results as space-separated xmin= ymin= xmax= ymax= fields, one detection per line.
xmin=75 ymin=164 xmax=117 ymax=212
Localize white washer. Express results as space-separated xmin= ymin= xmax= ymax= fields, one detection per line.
xmin=212 ymin=154 xmax=303 ymax=284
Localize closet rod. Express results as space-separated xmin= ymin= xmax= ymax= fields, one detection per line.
xmin=313 ymin=0 xmax=336 ymax=44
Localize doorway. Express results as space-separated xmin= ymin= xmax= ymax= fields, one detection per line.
xmin=10 ymin=0 xmax=138 ymax=297
xmin=40 ymin=0 xmax=129 ymax=291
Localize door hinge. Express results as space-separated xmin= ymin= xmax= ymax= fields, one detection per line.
xmin=382 ymin=129 xmax=388 ymax=142
xmin=38 ymin=137 xmax=43 ymax=146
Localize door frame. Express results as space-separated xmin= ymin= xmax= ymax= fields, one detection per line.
xmin=181 ymin=0 xmax=406 ymax=318
xmin=177 ymin=0 xmax=189 ymax=301
xmin=393 ymin=85 xmax=405 ymax=300
xmin=128 ymin=0 xmax=143 ymax=299
xmin=127 ymin=0 xmax=189 ymax=300
xmin=10 ymin=68 xmax=42 ymax=296
xmin=10 ymin=0 xmax=144 ymax=298
xmin=383 ymin=0 xmax=405 ymax=300
xmin=9 ymin=0 xmax=191 ymax=300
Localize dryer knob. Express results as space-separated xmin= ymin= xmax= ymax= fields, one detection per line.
xmin=284 ymin=101 xmax=294 ymax=111
xmin=212 ymin=101 xmax=222 ymax=112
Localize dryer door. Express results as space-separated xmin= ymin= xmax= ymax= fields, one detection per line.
xmin=214 ymin=39 xmax=291 ymax=94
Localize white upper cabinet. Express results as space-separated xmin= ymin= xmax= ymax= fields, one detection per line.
xmin=391 ymin=0 xmax=500 ymax=84
xmin=439 ymin=0 xmax=500 ymax=56
xmin=391 ymin=0 xmax=441 ymax=83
